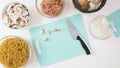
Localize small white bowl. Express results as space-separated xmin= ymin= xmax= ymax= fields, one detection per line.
xmin=2 ymin=2 xmax=30 ymax=29
xmin=35 ymin=0 xmax=65 ymax=18
xmin=89 ymin=15 xmax=114 ymax=40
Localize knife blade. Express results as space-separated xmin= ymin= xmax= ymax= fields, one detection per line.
xmin=66 ymin=18 xmax=91 ymax=55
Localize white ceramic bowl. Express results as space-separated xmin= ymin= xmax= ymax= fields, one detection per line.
xmin=2 ymin=2 xmax=30 ymax=29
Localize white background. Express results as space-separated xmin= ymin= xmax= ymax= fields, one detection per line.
xmin=0 ymin=0 xmax=120 ymax=68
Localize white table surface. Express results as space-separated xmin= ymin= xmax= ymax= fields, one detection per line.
xmin=0 ymin=0 xmax=120 ymax=68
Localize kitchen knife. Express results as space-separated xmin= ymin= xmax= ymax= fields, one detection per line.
xmin=66 ymin=18 xmax=91 ymax=55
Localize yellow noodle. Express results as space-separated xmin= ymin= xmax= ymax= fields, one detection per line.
xmin=0 ymin=37 xmax=29 ymax=68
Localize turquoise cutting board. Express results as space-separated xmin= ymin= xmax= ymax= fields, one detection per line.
xmin=29 ymin=14 xmax=90 ymax=67
xmin=107 ymin=9 xmax=120 ymax=37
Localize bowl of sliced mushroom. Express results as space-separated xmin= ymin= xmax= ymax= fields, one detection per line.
xmin=2 ymin=2 xmax=30 ymax=29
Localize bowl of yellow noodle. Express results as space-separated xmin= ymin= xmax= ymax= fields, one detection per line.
xmin=0 ymin=36 xmax=31 ymax=68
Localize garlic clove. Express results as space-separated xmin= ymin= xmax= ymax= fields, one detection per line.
xmin=42 ymin=37 xmax=48 ymax=41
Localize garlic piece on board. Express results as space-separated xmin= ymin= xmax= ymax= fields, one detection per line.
xmin=40 ymin=29 xmax=44 ymax=34
xmin=42 ymin=37 xmax=48 ymax=41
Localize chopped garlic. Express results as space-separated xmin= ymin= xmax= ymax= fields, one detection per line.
xmin=40 ymin=28 xmax=62 ymax=41
xmin=44 ymin=30 xmax=51 ymax=34
xmin=40 ymin=29 xmax=44 ymax=34
xmin=51 ymin=28 xmax=61 ymax=32
xmin=42 ymin=37 xmax=48 ymax=41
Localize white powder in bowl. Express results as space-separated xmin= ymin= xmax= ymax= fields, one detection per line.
xmin=90 ymin=15 xmax=113 ymax=39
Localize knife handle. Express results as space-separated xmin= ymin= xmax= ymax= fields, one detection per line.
xmin=77 ymin=36 xmax=91 ymax=55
